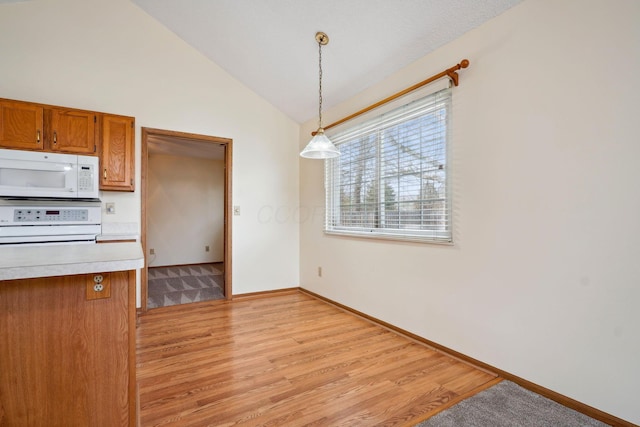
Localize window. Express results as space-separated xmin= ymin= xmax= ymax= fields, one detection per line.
xmin=325 ymin=87 xmax=452 ymax=243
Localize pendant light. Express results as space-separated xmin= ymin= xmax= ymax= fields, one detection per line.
xmin=300 ymin=32 xmax=340 ymax=159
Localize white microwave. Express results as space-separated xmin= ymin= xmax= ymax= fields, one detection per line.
xmin=0 ymin=148 xmax=99 ymax=199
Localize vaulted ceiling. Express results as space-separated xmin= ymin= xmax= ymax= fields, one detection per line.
xmin=131 ymin=0 xmax=524 ymax=124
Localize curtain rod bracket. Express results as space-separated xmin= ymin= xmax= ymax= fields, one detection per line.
xmin=447 ymin=71 xmax=459 ymax=86
xmin=446 ymin=59 xmax=469 ymax=87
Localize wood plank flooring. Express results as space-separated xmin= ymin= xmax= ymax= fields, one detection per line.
xmin=136 ymin=291 xmax=497 ymax=426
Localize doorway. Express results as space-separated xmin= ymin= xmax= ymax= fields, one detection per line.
xmin=141 ymin=127 xmax=232 ymax=312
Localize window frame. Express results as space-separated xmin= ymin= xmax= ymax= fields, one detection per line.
xmin=324 ymin=86 xmax=453 ymax=244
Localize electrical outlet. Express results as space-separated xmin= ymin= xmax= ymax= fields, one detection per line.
xmin=318 ymin=266 xmax=322 ymax=277
xmin=150 ymin=248 xmax=155 ymax=255
xmin=105 ymin=202 xmax=116 ymax=214
xmin=86 ymin=273 xmax=111 ymax=300
xmin=205 ymin=245 xmax=210 ymax=252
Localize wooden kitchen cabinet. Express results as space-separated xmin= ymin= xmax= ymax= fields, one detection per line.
xmin=0 ymin=270 xmax=136 ymax=426
xmin=0 ymin=99 xmax=98 ymax=154
xmin=0 ymin=97 xmax=137 ymax=192
xmin=48 ymin=107 xmax=98 ymax=154
xmin=0 ymin=99 xmax=44 ymax=150
xmin=100 ymin=114 xmax=135 ymax=191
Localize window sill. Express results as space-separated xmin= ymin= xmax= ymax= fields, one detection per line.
xmin=324 ymin=229 xmax=453 ymax=245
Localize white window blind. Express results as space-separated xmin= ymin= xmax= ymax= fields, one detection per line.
xmin=325 ymin=86 xmax=452 ymax=243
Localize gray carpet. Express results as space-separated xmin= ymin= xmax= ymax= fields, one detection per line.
xmin=148 ymin=263 xmax=224 ymax=309
xmin=416 ymin=381 xmax=608 ymax=427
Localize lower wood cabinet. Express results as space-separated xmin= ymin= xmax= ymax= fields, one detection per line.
xmin=0 ymin=270 xmax=136 ymax=426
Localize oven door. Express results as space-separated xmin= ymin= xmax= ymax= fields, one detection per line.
xmin=0 ymin=150 xmax=79 ymax=198
xmin=0 ymin=234 xmax=98 ymax=246
xmin=0 ymin=224 xmax=101 ymax=246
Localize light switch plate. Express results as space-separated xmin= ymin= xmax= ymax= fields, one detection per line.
xmin=233 ymin=206 xmax=240 ymax=216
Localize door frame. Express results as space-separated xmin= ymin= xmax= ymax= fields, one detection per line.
xmin=140 ymin=127 xmax=233 ymax=312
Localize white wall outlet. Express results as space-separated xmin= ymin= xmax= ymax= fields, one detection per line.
xmin=233 ymin=206 xmax=240 ymax=216
xmin=105 ymin=202 xmax=116 ymax=214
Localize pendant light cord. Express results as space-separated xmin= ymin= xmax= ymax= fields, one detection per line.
xmin=318 ymin=39 xmax=323 ymax=130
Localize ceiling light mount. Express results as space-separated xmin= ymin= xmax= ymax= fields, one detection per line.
xmin=300 ymin=31 xmax=340 ymax=159
xmin=315 ymin=32 xmax=329 ymax=45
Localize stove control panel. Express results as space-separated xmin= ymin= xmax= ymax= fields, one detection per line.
xmin=0 ymin=201 xmax=101 ymax=227
xmin=14 ymin=208 xmax=89 ymax=222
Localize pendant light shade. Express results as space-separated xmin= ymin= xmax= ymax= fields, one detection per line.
xmin=300 ymin=128 xmax=339 ymax=159
xmin=300 ymin=32 xmax=339 ymax=159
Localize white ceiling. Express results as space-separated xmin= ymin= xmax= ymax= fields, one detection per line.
xmin=131 ymin=0 xmax=523 ymax=124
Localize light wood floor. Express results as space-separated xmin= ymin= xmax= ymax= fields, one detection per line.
xmin=136 ymin=291 xmax=498 ymax=426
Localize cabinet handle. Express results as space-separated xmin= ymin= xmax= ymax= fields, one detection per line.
xmin=36 ymin=130 xmax=41 ymax=143
xmin=53 ymin=131 xmax=57 ymax=145
xmin=103 ymin=168 xmax=107 ymax=180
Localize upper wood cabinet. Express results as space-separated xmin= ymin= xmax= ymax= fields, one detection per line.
xmin=0 ymin=100 xmax=44 ymax=150
xmin=0 ymin=98 xmax=136 ymax=192
xmin=100 ymin=114 xmax=135 ymax=192
xmin=48 ymin=108 xmax=97 ymax=154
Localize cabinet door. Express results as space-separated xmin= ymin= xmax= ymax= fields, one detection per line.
xmin=101 ymin=114 xmax=135 ymax=191
xmin=0 ymin=100 xmax=44 ymax=150
xmin=49 ymin=108 xmax=97 ymax=154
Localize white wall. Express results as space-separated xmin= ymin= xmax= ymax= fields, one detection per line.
xmin=300 ymin=0 xmax=640 ymax=424
xmin=147 ymin=154 xmax=224 ymax=267
xmin=0 ymin=0 xmax=301 ymax=297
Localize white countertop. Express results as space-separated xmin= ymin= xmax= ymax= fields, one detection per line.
xmin=0 ymin=242 xmax=144 ymax=281
xmin=98 ymin=222 xmax=139 ymax=242
xmin=96 ymin=234 xmax=139 ymax=242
